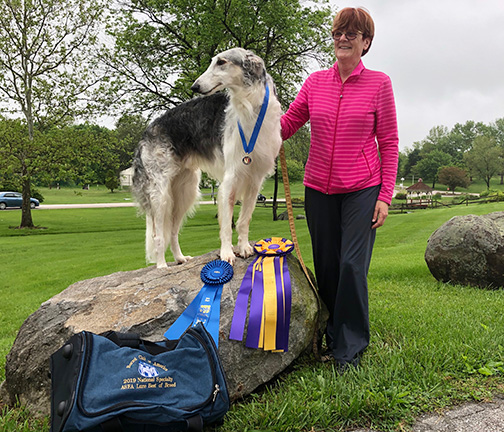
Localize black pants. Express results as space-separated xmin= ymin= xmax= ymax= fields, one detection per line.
xmin=305 ymin=185 xmax=379 ymax=364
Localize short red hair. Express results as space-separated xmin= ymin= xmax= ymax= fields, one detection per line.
xmin=332 ymin=7 xmax=375 ymax=56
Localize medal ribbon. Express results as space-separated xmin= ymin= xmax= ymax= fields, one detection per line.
xmin=164 ymin=260 xmax=233 ymax=347
xmin=229 ymin=237 xmax=293 ymax=352
xmin=237 ymin=84 xmax=270 ymax=159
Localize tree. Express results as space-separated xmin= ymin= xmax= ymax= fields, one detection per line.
xmin=101 ymin=0 xmax=333 ymax=114
xmin=0 ymin=0 xmax=105 ymax=227
xmin=396 ymin=151 xmax=408 ymax=180
xmin=437 ymin=166 xmax=470 ymax=193
xmin=105 ymin=169 xmax=120 ymax=192
xmin=283 ymin=125 xmax=310 ymax=167
xmin=488 ymin=118 xmax=504 ymax=184
xmin=448 ymin=120 xmax=489 ymax=160
xmin=402 ymin=143 xmax=422 ymax=180
xmin=413 ymin=150 xmax=452 ymax=189
xmin=464 ymin=136 xmax=502 ymax=190
xmin=0 ymin=118 xmax=97 ymax=221
xmin=115 ymin=114 xmax=149 ymax=171
xmin=67 ymin=124 xmax=122 ymax=186
xmin=419 ymin=125 xmax=450 ymax=155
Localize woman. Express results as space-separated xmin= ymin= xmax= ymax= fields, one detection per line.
xmin=281 ymin=7 xmax=399 ymax=368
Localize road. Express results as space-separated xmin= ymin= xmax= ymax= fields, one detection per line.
xmin=37 ymin=201 xmax=218 ymax=209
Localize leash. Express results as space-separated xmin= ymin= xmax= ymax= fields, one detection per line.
xmin=237 ymin=84 xmax=270 ymax=165
xmin=278 ymin=145 xmax=322 ymax=360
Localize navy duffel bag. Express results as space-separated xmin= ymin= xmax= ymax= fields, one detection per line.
xmin=50 ymin=323 xmax=229 ymax=432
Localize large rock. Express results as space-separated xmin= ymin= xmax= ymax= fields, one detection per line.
xmin=2 ymin=250 xmax=323 ymax=416
xmin=425 ymin=211 xmax=504 ymax=288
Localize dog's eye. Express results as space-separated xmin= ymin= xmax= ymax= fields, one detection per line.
xmin=216 ymin=59 xmax=227 ymax=66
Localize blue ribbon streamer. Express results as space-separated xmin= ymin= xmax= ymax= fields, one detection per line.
xmin=164 ymin=260 xmax=232 ymax=347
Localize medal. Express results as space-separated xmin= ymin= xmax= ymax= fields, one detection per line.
xmin=242 ymin=155 xmax=252 ymax=165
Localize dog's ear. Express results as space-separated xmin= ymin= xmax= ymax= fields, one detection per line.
xmin=243 ymin=51 xmax=266 ymax=84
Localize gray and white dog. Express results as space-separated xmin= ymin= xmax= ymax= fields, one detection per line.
xmin=132 ymin=48 xmax=282 ymax=268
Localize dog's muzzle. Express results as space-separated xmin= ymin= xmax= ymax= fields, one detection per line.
xmin=190 ymin=82 xmax=202 ymax=93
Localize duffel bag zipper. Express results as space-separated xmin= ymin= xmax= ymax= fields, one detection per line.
xmin=180 ymin=327 xmax=219 ymax=411
xmin=212 ymin=384 xmax=220 ymax=403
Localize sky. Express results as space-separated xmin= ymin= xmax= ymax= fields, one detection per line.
xmin=326 ymin=0 xmax=504 ymax=151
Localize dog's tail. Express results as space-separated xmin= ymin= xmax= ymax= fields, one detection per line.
xmin=132 ymin=142 xmax=158 ymax=264
xmin=131 ymin=143 xmax=151 ymax=214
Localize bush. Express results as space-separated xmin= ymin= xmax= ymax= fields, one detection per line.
xmin=394 ymin=191 xmax=407 ymax=200
xmin=105 ymin=170 xmax=120 ymax=193
xmin=282 ymin=159 xmax=305 ymax=182
xmin=31 ymin=187 xmax=44 ymax=203
xmin=480 ymin=190 xmax=504 ymax=201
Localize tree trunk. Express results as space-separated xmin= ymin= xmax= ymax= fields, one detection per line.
xmin=20 ymin=177 xmax=34 ymax=228
xmin=20 ymin=89 xmax=35 ymax=228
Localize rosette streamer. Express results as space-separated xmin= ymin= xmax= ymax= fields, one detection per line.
xmin=229 ymin=237 xmax=293 ymax=352
xmin=164 ymin=260 xmax=233 ymax=347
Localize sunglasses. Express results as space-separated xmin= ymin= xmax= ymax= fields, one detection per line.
xmin=332 ymin=31 xmax=362 ymax=41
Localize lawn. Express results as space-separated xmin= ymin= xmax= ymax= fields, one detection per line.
xmin=1 ymin=189 xmax=504 ymax=431
xmin=33 ymin=177 xmax=299 ymax=205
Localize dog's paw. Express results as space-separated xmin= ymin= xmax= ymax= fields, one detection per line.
xmin=175 ymin=255 xmax=193 ymax=264
xmin=238 ymin=242 xmax=254 ymax=259
xmin=220 ymin=248 xmax=236 ymax=265
xmin=156 ymin=262 xmax=169 ymax=269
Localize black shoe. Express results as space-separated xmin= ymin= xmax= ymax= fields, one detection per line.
xmin=321 ymin=349 xmax=335 ymax=363
xmin=333 ymin=354 xmax=362 ymax=372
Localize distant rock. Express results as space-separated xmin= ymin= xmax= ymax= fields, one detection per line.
xmin=1 ymin=250 xmax=324 ymax=416
xmin=425 ymin=211 xmax=504 ymax=288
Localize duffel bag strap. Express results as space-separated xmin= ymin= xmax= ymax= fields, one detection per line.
xmin=100 ymin=417 xmax=123 ymax=432
xmin=100 ymin=415 xmax=202 ymax=432
xmin=102 ymin=331 xmax=178 ymax=355
xmin=101 ymin=331 xmax=141 ymax=349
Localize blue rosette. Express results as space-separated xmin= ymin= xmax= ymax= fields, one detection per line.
xmin=165 ymin=260 xmax=233 ymax=347
xmin=201 ymin=260 xmax=234 ymax=285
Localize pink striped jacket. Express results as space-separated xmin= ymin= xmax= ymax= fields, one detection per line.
xmin=281 ymin=61 xmax=399 ymax=204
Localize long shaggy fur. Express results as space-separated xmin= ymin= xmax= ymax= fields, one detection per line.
xmin=132 ymin=48 xmax=283 ymax=268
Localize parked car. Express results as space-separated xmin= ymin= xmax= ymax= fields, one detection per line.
xmin=0 ymin=191 xmax=40 ymax=210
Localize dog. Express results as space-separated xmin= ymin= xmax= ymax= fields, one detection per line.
xmin=132 ymin=48 xmax=283 ymax=268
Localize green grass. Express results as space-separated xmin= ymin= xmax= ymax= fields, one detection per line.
xmin=34 ymin=176 xmax=305 ymax=205
xmin=2 ymin=190 xmax=504 ymax=431
xmin=36 ymin=185 xmax=134 ymax=204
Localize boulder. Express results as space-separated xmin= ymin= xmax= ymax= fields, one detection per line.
xmin=2 ymin=250 xmax=323 ymax=416
xmin=425 ymin=211 xmax=504 ymax=288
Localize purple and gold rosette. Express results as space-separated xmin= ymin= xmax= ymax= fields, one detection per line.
xmin=229 ymin=237 xmax=293 ymax=352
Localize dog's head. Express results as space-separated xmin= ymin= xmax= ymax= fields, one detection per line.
xmin=191 ymin=48 xmax=267 ymax=95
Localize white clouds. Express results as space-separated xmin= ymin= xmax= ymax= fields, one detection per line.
xmin=328 ymin=0 xmax=504 ymax=149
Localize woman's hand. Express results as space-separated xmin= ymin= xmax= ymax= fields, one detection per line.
xmin=371 ymin=200 xmax=389 ymax=229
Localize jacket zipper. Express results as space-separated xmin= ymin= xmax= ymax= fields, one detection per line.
xmin=327 ymin=83 xmax=344 ymax=194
